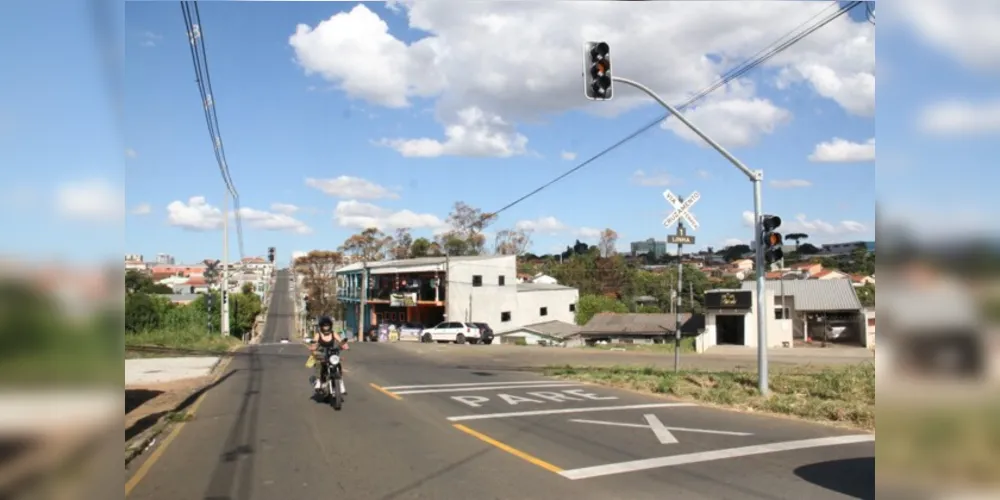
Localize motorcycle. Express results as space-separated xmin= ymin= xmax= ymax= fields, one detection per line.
xmin=316 ymin=346 xmax=345 ymax=410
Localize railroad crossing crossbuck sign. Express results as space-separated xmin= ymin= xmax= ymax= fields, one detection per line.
xmin=662 ymin=190 xmax=700 ymax=231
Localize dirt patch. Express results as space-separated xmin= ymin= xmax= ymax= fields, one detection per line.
xmin=125 ymin=376 xmax=212 ymax=442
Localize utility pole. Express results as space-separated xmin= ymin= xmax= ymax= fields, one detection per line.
xmin=221 ymin=189 xmax=230 ymax=337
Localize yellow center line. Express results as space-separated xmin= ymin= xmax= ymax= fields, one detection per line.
xmin=452 ymin=423 xmax=564 ymax=474
xmin=370 ymin=383 xmax=403 ymax=400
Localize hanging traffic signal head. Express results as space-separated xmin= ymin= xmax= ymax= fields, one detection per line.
xmin=760 ymin=215 xmax=783 ymax=264
xmin=584 ymin=41 xmax=613 ymax=100
xmin=267 ymin=247 xmax=275 ymax=263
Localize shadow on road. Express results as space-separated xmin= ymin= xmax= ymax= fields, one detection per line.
xmin=125 ymin=369 xmax=239 ymax=443
xmin=794 ymin=457 xmax=875 ymax=500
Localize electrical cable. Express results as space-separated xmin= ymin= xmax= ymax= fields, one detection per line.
xmin=487 ymin=1 xmax=862 ymax=220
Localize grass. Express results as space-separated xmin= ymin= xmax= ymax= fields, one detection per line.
xmin=126 ymin=326 xmax=241 ymax=356
xmin=544 ymin=362 xmax=875 ymax=430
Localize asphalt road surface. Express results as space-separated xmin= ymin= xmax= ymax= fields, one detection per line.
xmin=125 ymin=271 xmax=875 ymax=500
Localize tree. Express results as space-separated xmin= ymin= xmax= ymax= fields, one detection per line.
xmin=786 ymin=233 xmax=809 ymax=252
xmin=575 ymin=294 xmax=628 ymax=325
xmin=294 ymin=250 xmax=343 ymax=319
xmin=240 ymin=282 xmax=255 ymax=295
xmin=390 ymin=227 xmax=414 ymax=260
xmin=855 ymin=283 xmax=875 ymax=307
xmin=493 ymin=228 xmax=533 ymax=256
xmin=722 ymin=244 xmax=752 ymax=262
xmin=410 ymin=237 xmax=432 ymax=258
xmin=798 ymin=243 xmax=820 ymax=255
xmin=125 ymin=269 xmax=153 ymax=295
xmin=598 ymin=228 xmax=618 ymax=258
xmin=203 ymin=259 xmax=221 ymax=289
xmin=437 ymin=201 xmax=494 ymax=255
xmin=340 ymin=227 xmax=391 ymax=262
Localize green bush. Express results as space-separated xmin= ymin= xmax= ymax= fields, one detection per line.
xmin=125 ymin=288 xmax=262 ymax=346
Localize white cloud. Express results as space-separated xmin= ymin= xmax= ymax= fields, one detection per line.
xmin=167 ymin=196 xmax=223 ymax=231
xmin=333 ymin=200 xmax=444 ymax=230
xmin=290 ymin=2 xmax=873 ymax=157
xmin=238 ymin=207 xmax=312 ymax=234
xmin=785 ymin=213 xmax=867 ymax=235
xmin=55 ymin=179 xmax=124 ymax=222
xmin=125 ymin=148 xmax=137 ymax=159
xmin=917 ymin=100 xmax=1000 ymax=136
xmin=131 ymin=203 xmax=152 ymax=215
xmin=891 ymin=0 xmax=1000 ymax=73
xmin=514 ymin=216 xmax=566 ymax=235
xmin=723 ymin=238 xmax=744 ymax=247
xmin=696 ymin=169 xmax=712 ymax=179
xmin=141 ymin=31 xmax=162 ymax=48
xmin=167 ymin=196 xmax=311 ymax=233
xmin=575 ymin=227 xmax=602 ymax=239
xmin=306 ymin=176 xmax=399 ymax=199
xmin=560 ymin=151 xmax=577 ymax=161
xmin=661 ymin=80 xmax=792 ymax=148
xmin=742 ymin=211 xmax=756 ymax=227
xmin=270 ymin=202 xmax=300 ymax=215
xmin=808 ymin=137 xmax=875 ymax=162
xmin=631 ymin=169 xmax=676 ymax=187
xmin=769 ymin=179 xmax=812 ymax=189
xmin=377 ymin=106 xmax=528 ymax=158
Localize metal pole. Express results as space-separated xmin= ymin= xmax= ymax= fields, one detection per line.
xmin=222 ymin=189 xmax=230 ymax=337
xmin=753 ymin=176 xmax=769 ymax=395
xmin=612 ymin=75 xmax=768 ymax=394
xmin=674 ymin=221 xmax=683 ymax=372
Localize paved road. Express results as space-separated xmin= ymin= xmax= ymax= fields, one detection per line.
xmin=126 ymin=271 xmax=874 ymax=499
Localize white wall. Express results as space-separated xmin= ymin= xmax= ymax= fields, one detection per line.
xmin=446 ymin=256 xmax=518 ymax=326
xmin=514 ymin=288 xmax=579 ymax=329
xmin=701 ymin=289 xmax=791 ymax=349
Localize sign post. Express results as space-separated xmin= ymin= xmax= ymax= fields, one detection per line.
xmin=663 ymin=189 xmax=700 ymax=372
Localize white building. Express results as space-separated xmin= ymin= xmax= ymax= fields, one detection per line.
xmin=156 ymin=253 xmax=176 ymax=265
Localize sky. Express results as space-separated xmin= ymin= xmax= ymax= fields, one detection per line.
xmin=2 ymin=1 xmax=997 ymax=265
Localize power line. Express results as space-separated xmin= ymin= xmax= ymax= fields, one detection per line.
xmin=487 ymin=1 xmax=861 ymax=220
xmin=865 ymin=2 xmax=875 ymax=25
xmin=180 ymin=2 xmax=246 ymax=260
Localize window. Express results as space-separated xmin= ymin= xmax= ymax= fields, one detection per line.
xmin=774 ymin=308 xmax=789 ymax=320
xmin=569 ymin=303 xmax=576 ymax=312
xmin=498 ymin=275 xmax=506 ymax=286
xmin=540 ymin=307 xmax=548 ymax=316
xmin=501 ymin=311 xmax=511 ymax=322
xmin=472 ymin=275 xmax=483 ymax=287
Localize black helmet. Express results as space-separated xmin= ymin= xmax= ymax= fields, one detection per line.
xmin=318 ymin=316 xmax=333 ymax=330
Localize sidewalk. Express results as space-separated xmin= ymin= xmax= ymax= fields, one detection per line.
xmin=125 ymin=357 xmax=221 ymax=386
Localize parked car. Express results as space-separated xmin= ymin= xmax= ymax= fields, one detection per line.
xmin=471 ymin=322 xmax=494 ymax=345
xmin=421 ymin=321 xmax=482 ymax=344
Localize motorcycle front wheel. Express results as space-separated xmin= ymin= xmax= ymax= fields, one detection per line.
xmin=332 ymin=375 xmax=343 ymax=410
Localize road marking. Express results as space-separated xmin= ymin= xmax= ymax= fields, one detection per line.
xmin=644 ymin=414 xmax=678 ymax=444
xmin=447 ymin=403 xmax=696 ymax=422
xmin=558 ymin=434 xmax=876 ymax=480
xmin=453 ymin=424 xmax=564 ymax=474
xmin=569 ymin=418 xmax=754 ymax=437
xmin=370 ymin=383 xmax=403 ymax=400
xmin=393 ymin=383 xmax=579 ymax=395
xmin=125 ymin=353 xmax=237 ymax=496
xmin=382 ymin=380 xmax=570 ymax=391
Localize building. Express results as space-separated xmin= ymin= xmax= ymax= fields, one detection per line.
xmin=630 ymin=238 xmax=667 ymax=259
xmin=497 ymin=320 xmax=582 ymax=346
xmin=156 ymin=253 xmax=176 ymax=265
xmin=335 ymin=255 xmax=580 ymax=339
xmin=694 ymin=279 xmax=866 ymax=351
xmin=579 ymin=313 xmax=704 ymax=346
xmin=817 ymin=241 xmax=874 ymax=257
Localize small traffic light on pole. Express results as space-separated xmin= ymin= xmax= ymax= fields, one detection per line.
xmin=267 ymin=247 xmax=275 ymax=263
xmin=584 ymin=41 xmax=613 ymax=100
xmin=761 ymin=215 xmax=783 ymax=264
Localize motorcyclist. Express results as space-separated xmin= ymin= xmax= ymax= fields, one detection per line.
xmin=308 ymin=316 xmax=349 ymax=395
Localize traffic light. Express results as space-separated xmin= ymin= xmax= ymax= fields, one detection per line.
xmin=761 ymin=215 xmax=783 ymax=264
xmin=267 ymin=247 xmax=275 ymax=263
xmin=584 ymin=41 xmax=613 ymax=100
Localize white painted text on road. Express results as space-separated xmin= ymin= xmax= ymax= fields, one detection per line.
xmin=451 ymin=388 xmax=618 ymax=408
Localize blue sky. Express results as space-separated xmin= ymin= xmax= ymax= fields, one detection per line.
xmin=20 ymin=1 xmax=999 ymax=265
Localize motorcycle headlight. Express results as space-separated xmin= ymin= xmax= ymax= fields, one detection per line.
xmin=328 ymin=354 xmax=340 ymax=365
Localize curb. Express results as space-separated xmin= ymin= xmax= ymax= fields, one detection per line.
xmin=124 ymin=351 xmax=238 ymax=468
